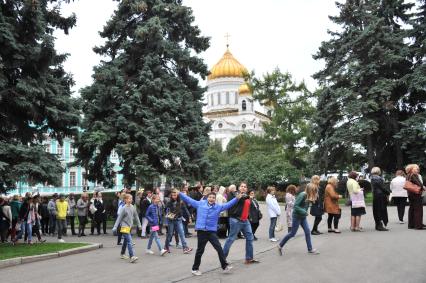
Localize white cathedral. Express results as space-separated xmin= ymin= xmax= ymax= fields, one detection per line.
xmin=203 ymin=47 xmax=272 ymax=149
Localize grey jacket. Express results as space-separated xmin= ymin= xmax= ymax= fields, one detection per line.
xmin=48 ymin=199 xmax=56 ymax=216
xmin=67 ymin=198 xmax=76 ymax=216
xmin=76 ymin=199 xmax=89 ymax=217
xmin=112 ymin=205 xmax=141 ymax=231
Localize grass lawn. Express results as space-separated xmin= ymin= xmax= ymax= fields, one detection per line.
xmin=0 ymin=243 xmax=89 ymax=261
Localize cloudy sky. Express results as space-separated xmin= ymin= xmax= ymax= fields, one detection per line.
xmin=54 ymin=0 xmax=339 ymax=94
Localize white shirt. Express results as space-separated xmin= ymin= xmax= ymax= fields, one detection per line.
xmin=390 ymin=176 xmax=407 ymax=197
xmin=266 ymin=194 xmax=281 ymax=217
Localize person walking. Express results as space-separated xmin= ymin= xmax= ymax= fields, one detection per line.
xmin=77 ymin=193 xmax=89 ymax=237
xmin=371 ymin=167 xmax=390 ymax=231
xmin=248 ymin=190 xmax=262 ymax=240
xmin=39 ymin=197 xmax=49 ymax=236
xmin=179 ymin=190 xmax=239 ymax=276
xmin=145 ymin=194 xmax=168 ymax=256
xmin=66 ymin=193 xmax=77 ymax=235
xmin=390 ymin=170 xmax=408 ymax=224
xmin=405 ymin=164 xmax=425 ymax=230
xmin=324 ymin=177 xmax=342 ymax=233
xmin=223 ymin=182 xmax=260 ymax=265
xmin=56 ymin=194 xmax=68 ymax=242
xmin=347 ymin=171 xmax=366 ymax=232
xmin=164 ymin=189 xmax=192 ymax=254
xmin=265 ymin=186 xmax=281 ymax=242
xmin=139 ymin=190 xmax=152 ymax=238
xmin=112 ymin=194 xmax=141 ymax=263
xmin=0 ymin=197 xmax=12 ymax=243
xmin=277 ymin=183 xmax=320 ymax=256
xmin=310 ymin=175 xmax=324 ymax=235
xmin=285 ymin=185 xmax=297 ymax=233
xmin=9 ymin=195 xmax=21 ymax=243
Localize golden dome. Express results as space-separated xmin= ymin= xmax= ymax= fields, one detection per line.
xmin=208 ymin=49 xmax=248 ymax=80
xmin=238 ymin=83 xmax=251 ymax=96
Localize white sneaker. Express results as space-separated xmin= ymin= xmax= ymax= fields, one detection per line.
xmin=58 ymin=239 xmax=65 ymax=243
xmin=145 ymin=250 xmax=154 ymax=255
xmin=130 ymin=256 xmax=139 ymax=263
xmin=223 ymin=265 xmax=233 ymax=273
xmin=120 ymin=254 xmax=129 ymax=260
xmin=399 ymin=221 xmax=405 ymax=224
xmin=308 ymin=249 xmax=320 ymax=255
xmin=192 ymin=270 xmax=202 ymax=276
xmin=160 ymin=249 xmax=168 ymax=256
xmin=269 ymin=238 xmax=278 ymax=242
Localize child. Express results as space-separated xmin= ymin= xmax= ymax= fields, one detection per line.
xmin=277 ymin=183 xmax=320 ymax=256
xmin=285 ymin=185 xmax=297 ymax=233
xmin=145 ymin=194 xmax=167 ymax=256
xmin=112 ymin=194 xmax=141 ymax=263
xmin=179 ymin=190 xmax=240 ymax=276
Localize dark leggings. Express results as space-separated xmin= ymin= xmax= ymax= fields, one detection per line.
xmin=250 ymin=222 xmax=259 ymax=236
xmin=393 ymin=197 xmax=407 ymax=222
xmin=327 ymin=214 xmax=340 ymax=229
xmin=312 ymin=216 xmax=322 ymax=232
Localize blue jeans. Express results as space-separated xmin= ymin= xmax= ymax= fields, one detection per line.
xmin=17 ymin=222 xmax=33 ymax=242
xmin=165 ymin=218 xmax=187 ymax=249
xmin=269 ymin=217 xmax=277 ymax=239
xmin=223 ymin=218 xmax=254 ymax=260
xmin=279 ymin=216 xmax=312 ymax=251
xmin=121 ymin=233 xmax=134 ymax=257
xmin=147 ymin=230 xmax=162 ymax=251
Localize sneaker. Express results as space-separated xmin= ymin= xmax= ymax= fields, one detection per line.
xmin=333 ymin=229 xmax=341 ymax=234
xmin=191 ymin=270 xmax=202 ymax=276
xmin=130 ymin=256 xmax=139 ymax=263
xmin=58 ymin=239 xmax=65 ymax=243
xmin=223 ymin=265 xmax=233 ymax=273
xmin=244 ymin=259 xmax=260 ymax=264
xmin=269 ymin=238 xmax=278 ymax=242
xmin=160 ymin=249 xmax=168 ymax=256
xmin=183 ymin=247 xmax=193 ymax=254
xmin=308 ymin=249 xmax=320 ymax=255
xmin=176 ymin=244 xmax=183 ymax=249
xmin=277 ymin=245 xmax=283 ymax=256
xmin=399 ymin=221 xmax=405 ymax=224
xmin=146 ymin=249 xmax=154 ymax=255
xmin=311 ymin=231 xmax=321 ymax=235
xmin=120 ymin=254 xmax=129 ymax=260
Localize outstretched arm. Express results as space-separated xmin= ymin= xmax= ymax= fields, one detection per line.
xmin=220 ymin=195 xmax=239 ymax=211
xmin=179 ymin=192 xmax=199 ymax=209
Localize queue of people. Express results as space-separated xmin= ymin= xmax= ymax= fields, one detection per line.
xmin=0 ymin=163 xmax=425 ymax=277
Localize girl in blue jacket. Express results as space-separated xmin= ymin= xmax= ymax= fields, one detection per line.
xmin=145 ymin=195 xmax=167 ymax=256
xmin=179 ymin=191 xmax=240 ymax=276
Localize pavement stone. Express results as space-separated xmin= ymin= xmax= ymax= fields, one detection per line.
xmin=1 ymin=204 xmax=425 ymax=283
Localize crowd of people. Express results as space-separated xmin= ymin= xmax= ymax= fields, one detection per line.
xmin=0 ymin=164 xmax=425 ymax=276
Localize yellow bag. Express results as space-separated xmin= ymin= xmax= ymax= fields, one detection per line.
xmin=120 ymin=226 xmax=131 ymax=234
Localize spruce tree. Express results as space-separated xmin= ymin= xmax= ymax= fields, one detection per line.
xmin=313 ymin=0 xmax=416 ymax=173
xmin=76 ymin=0 xmax=210 ymax=186
xmin=0 ymin=0 xmax=80 ymax=191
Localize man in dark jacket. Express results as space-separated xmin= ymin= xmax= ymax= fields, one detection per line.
xmin=223 ymin=182 xmax=260 ymax=264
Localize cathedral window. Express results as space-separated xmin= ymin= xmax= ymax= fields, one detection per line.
xmin=234 ymin=92 xmax=238 ymax=104
xmin=242 ymin=124 xmax=247 ymax=129
xmin=218 ymin=92 xmax=221 ymax=105
xmin=211 ymin=93 xmax=214 ymax=105
xmin=242 ymin=100 xmax=247 ymax=111
xmin=218 ymin=123 xmax=223 ymax=129
xmin=226 ymin=92 xmax=230 ymax=104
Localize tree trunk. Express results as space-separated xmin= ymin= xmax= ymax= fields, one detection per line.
xmin=366 ymin=135 xmax=375 ymax=169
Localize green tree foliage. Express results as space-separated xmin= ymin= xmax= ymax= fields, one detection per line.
xmin=0 ymin=0 xmax=80 ymax=191
xmin=206 ymin=134 xmax=301 ymax=189
xmin=313 ymin=0 xmax=425 ymax=173
xmin=249 ymin=68 xmax=315 ymax=169
xmin=76 ymin=0 xmax=211 ymax=186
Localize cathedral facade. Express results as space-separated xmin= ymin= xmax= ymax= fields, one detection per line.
xmin=203 ymin=48 xmax=272 ymax=149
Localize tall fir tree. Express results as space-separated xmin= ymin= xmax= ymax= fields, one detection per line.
xmin=76 ymin=0 xmax=210 ymax=186
xmin=313 ymin=0 xmax=419 ymax=173
xmin=0 ymin=0 xmax=80 ymax=191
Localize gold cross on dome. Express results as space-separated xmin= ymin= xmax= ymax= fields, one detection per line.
xmin=225 ymin=32 xmax=231 ymax=48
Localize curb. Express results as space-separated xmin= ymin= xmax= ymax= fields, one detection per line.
xmin=0 ymin=243 xmax=103 ymax=269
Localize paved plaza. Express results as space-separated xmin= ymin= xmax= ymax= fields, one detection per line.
xmin=1 ymin=204 xmax=426 ymax=283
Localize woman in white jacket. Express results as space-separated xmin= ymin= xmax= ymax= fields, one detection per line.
xmin=266 ymin=186 xmax=281 ymax=242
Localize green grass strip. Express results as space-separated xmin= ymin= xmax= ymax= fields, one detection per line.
xmin=0 ymin=243 xmax=89 ymax=260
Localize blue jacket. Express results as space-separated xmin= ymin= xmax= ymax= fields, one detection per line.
xmin=145 ymin=204 xmax=160 ymax=226
xmin=179 ymin=192 xmax=238 ymax=232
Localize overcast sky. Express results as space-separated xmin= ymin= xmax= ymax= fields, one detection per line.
xmin=54 ymin=0 xmax=339 ymax=94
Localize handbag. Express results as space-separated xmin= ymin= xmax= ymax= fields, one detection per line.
xmin=120 ymin=226 xmax=131 ymax=234
xmin=151 ymin=225 xmax=160 ymax=232
xmin=350 ymin=191 xmax=366 ymax=208
xmin=166 ymin=212 xmax=176 ymax=220
xmin=404 ymin=181 xmax=421 ymax=194
xmin=275 ymin=216 xmax=283 ymax=232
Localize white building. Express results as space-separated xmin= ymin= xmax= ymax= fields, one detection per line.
xmin=203 ymin=47 xmax=272 ymax=149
